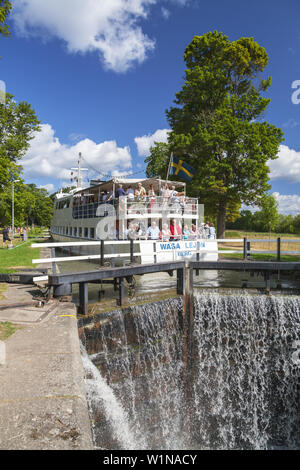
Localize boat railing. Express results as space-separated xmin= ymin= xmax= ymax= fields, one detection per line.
xmin=71 ymin=195 xmax=199 ymax=219
xmin=31 ymin=238 xmax=238 ymax=279
xmin=125 ymin=195 xmax=198 ymax=217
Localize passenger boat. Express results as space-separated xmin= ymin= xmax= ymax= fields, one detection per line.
xmin=50 ymin=155 xmax=218 ymax=265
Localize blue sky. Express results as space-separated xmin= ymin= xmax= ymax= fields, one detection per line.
xmin=1 ymin=0 xmax=300 ymax=214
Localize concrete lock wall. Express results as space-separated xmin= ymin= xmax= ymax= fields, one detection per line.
xmin=0 ymin=301 xmax=94 ymax=450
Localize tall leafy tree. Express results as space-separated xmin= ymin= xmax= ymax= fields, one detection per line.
xmin=145 ymin=142 xmax=171 ymax=178
xmin=0 ymin=182 xmax=53 ymax=227
xmin=254 ymin=194 xmax=279 ymax=233
xmin=0 ymin=0 xmax=11 ymax=38
xmin=147 ymin=31 xmax=284 ymax=238
xmin=0 ymin=94 xmax=41 ymax=188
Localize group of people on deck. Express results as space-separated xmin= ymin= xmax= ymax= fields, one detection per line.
xmin=101 ymin=182 xmax=185 ymax=206
xmin=125 ymin=220 xmax=216 ymax=241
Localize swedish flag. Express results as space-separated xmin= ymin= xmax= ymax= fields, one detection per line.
xmin=169 ymin=155 xmax=196 ymax=182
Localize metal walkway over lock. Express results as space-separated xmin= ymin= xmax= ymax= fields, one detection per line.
xmin=30 ymin=239 xmax=300 ymax=316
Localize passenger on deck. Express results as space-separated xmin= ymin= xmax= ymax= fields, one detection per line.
xmin=170 ymin=186 xmax=179 ymax=204
xmin=204 ymin=223 xmax=210 ymax=238
xmin=170 ymin=219 xmax=182 ymax=240
xmin=148 ymin=183 xmax=156 ymax=212
xmin=160 ymin=223 xmax=171 ymax=241
xmin=116 ymin=184 xmax=125 ymax=198
xmin=182 ymin=225 xmax=191 ymax=240
xmin=170 ymin=186 xmax=185 ymax=212
xmin=179 ymin=194 xmax=186 ymax=214
xmin=146 ymin=221 xmax=160 ymax=240
xmin=127 ymin=223 xmax=138 ymax=240
xmin=191 ymin=224 xmax=198 ymax=240
xmin=102 ymin=190 xmax=108 ymax=202
xmin=106 ymin=189 xmax=115 ymax=203
xmin=161 ymin=184 xmax=170 ymax=205
xmin=198 ymin=223 xmax=205 ymax=239
xmin=208 ymin=223 xmax=216 ymax=239
xmin=135 ymin=182 xmax=146 ymax=200
xmin=126 ymin=186 xmax=135 ymax=200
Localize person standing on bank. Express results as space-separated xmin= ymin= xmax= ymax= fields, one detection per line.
xmin=2 ymin=226 xmax=11 ymax=248
xmin=208 ymin=223 xmax=216 ymax=239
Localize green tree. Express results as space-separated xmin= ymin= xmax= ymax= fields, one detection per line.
xmin=156 ymin=31 xmax=284 ymax=238
xmin=254 ymin=194 xmax=279 ymax=233
xmin=293 ymin=214 xmax=300 ymax=234
xmin=276 ymin=214 xmax=295 ymax=234
xmin=0 ymin=94 xmax=41 ymax=189
xmin=0 ymin=0 xmax=11 ymax=38
xmin=0 ymin=182 xmax=53 ymax=227
xmin=145 ymin=142 xmax=171 ymax=178
xmin=227 ymin=209 xmax=255 ymax=231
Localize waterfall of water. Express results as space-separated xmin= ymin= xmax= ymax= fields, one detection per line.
xmin=80 ymin=342 xmax=139 ymax=450
xmin=192 ymin=292 xmax=300 ymax=450
xmin=80 ymin=292 xmax=300 ymax=450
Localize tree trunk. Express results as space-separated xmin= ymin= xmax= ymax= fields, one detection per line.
xmin=217 ymin=199 xmax=227 ymax=239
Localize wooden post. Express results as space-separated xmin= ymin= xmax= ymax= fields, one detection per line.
xmin=153 ymin=241 xmax=157 ymax=264
xmin=243 ymin=238 xmax=247 ymax=261
xmin=277 ymin=237 xmax=281 ymax=262
xmin=247 ymin=241 xmax=251 ymax=260
xmin=196 ymin=241 xmax=200 ymax=276
xmin=130 ymin=239 xmax=134 ymax=264
xmin=117 ymin=277 xmax=126 ymax=307
xmin=276 ymin=270 xmax=282 ymax=289
xmin=79 ymin=282 xmax=89 ymax=315
xmin=51 ymin=247 xmax=57 ymax=275
xmin=53 ymin=283 xmax=72 ymax=298
xmin=264 ymin=271 xmax=270 ymax=294
xmin=177 ymin=267 xmax=186 ymax=295
xmin=100 ymin=240 xmax=104 ymax=267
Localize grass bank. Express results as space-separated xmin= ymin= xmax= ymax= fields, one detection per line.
xmin=222 ymin=230 xmax=300 ymax=261
xmin=0 ymin=239 xmax=41 ymax=273
xmin=219 ymin=252 xmax=300 ymax=262
xmin=0 ymin=283 xmax=8 ymax=300
xmin=225 ymin=230 xmax=300 ymax=239
xmin=0 ymin=322 xmax=21 ymax=341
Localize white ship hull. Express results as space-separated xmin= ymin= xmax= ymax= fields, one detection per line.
xmin=50 ymin=175 xmax=218 ymax=265
xmin=50 ymin=231 xmax=218 ymax=265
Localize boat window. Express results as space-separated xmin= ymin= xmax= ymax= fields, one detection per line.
xmin=56 ymin=199 xmax=71 ymax=210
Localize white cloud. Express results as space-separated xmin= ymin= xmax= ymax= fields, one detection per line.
xmin=68 ymin=133 xmax=87 ymax=143
xmin=12 ymin=0 xmax=156 ymax=73
xmin=272 ymin=192 xmax=300 ymax=216
xmin=282 ymin=118 xmax=300 ymax=129
xmin=12 ymin=1 xmax=190 ymax=73
xmin=269 ymin=144 xmax=300 ymax=182
xmin=161 ymin=7 xmax=171 ymax=19
xmin=21 ymin=123 xmax=132 ymax=183
xmin=135 ymin=128 xmax=170 ymax=156
xmin=38 ymin=183 xmax=55 ymax=193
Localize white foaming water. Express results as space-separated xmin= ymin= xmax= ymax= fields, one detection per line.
xmin=80 ymin=293 xmax=300 ymax=450
xmin=80 ymin=342 xmax=144 ymax=450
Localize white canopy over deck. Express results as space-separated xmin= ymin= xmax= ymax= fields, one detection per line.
xmin=72 ymin=177 xmax=186 ymax=197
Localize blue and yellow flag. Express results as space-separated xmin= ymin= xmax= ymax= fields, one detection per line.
xmin=169 ymin=156 xmax=196 ymax=182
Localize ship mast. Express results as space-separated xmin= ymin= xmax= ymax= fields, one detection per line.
xmin=71 ymin=152 xmax=88 ymax=189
